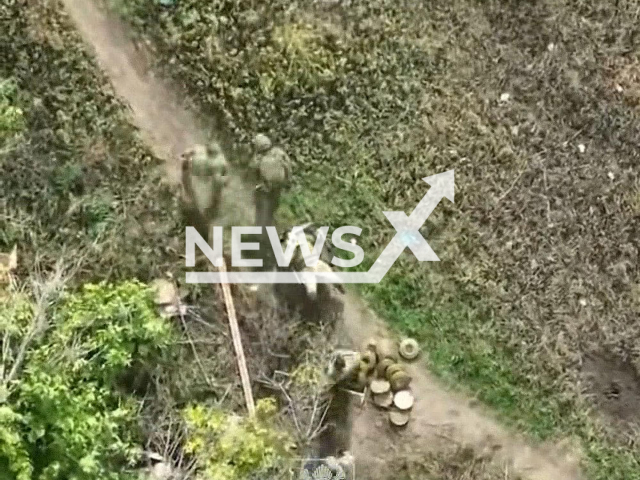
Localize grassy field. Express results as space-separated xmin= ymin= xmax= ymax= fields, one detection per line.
xmin=0 ymin=0 xmax=185 ymax=281
xmin=112 ymin=0 xmax=640 ymax=478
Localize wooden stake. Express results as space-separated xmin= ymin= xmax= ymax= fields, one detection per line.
xmin=218 ymin=258 xmax=255 ymax=416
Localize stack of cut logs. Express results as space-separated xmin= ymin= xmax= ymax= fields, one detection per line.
xmin=357 ymin=337 xmax=418 ymax=427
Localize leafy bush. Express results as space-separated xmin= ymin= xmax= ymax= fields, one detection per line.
xmin=0 ymin=78 xmax=25 ymax=142
xmin=108 ymin=0 xmax=148 ymax=19
xmin=76 ymin=193 xmax=116 ymax=240
xmin=183 ymin=398 xmax=295 ymax=480
xmin=0 ymin=281 xmax=175 ymax=480
xmin=0 ymin=406 xmax=31 ymax=480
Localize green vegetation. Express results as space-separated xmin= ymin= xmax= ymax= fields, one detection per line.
xmin=115 ymin=0 xmax=640 ymax=478
xmin=0 ymin=78 xmax=24 ymax=140
xmin=0 ymin=6 xmax=323 ymax=479
xmin=3 ymin=0 xmax=640 ymax=476
xmin=0 ymin=282 xmax=173 ymax=480
xmin=0 ymin=0 xmax=182 ymax=279
xmin=183 ymin=398 xmax=295 ymax=480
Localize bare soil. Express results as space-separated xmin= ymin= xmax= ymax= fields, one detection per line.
xmin=342 ymin=293 xmax=583 ymax=480
xmin=60 ymin=0 xmax=585 ymax=478
xmin=61 ymin=0 xmax=204 ymax=182
xmin=582 ymin=354 xmax=640 ymax=433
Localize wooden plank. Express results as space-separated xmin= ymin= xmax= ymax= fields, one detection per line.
xmin=218 ymin=258 xmax=255 ymax=416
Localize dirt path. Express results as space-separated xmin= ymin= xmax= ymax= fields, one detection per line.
xmin=61 ymin=0 xmax=205 ymax=184
xmin=341 ymin=293 xmax=583 ymax=479
xmin=60 ymin=1 xmax=584 ymax=479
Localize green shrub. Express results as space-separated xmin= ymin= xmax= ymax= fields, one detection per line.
xmin=0 ymin=406 xmax=32 ymax=480
xmin=0 ymin=78 xmax=25 ymax=141
xmin=183 ymin=398 xmax=295 ymax=480
xmin=0 ymin=281 xmax=175 ymax=480
xmin=76 ymin=193 xmax=116 ymax=240
xmin=108 ymin=0 xmax=148 ymax=18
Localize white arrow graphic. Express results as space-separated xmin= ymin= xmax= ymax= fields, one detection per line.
xmin=363 ymin=169 xmax=455 ymax=282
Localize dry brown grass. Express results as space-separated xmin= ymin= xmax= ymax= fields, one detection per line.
xmin=389 ymin=447 xmax=519 ymax=480
xmin=610 ymin=60 xmax=640 ymax=107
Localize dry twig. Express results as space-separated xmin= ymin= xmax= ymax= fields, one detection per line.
xmin=2 ymin=259 xmax=76 ymax=388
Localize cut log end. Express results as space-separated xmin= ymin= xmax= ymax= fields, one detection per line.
xmin=370 ymin=379 xmax=391 ymax=395
xmin=389 ymin=410 xmax=410 ymax=427
xmin=393 ymin=390 xmax=414 ymax=410
xmin=373 ymin=391 xmax=394 ymax=408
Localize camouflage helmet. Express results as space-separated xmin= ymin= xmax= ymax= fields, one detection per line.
xmin=253 ymin=133 xmax=272 ymax=153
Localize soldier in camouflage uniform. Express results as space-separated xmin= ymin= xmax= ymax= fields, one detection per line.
xmin=251 ymin=134 xmax=291 ymax=228
xmin=180 ymin=142 xmax=229 ymax=241
xmin=251 ymin=134 xmax=291 ymax=271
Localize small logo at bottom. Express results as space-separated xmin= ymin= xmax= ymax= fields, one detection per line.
xmin=299 ymin=458 xmax=354 ymax=480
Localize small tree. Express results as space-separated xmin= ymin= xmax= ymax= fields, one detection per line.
xmin=183 ymin=398 xmax=296 ymax=480
xmin=0 ymin=280 xmax=175 ymax=480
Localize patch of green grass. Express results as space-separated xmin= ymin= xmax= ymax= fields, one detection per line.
xmin=355 ymin=256 xmax=640 ymax=479
xmin=0 ymin=77 xmax=25 ymax=144
xmin=51 ymin=162 xmax=83 ymax=195
xmin=79 ymin=192 xmax=116 ymax=239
